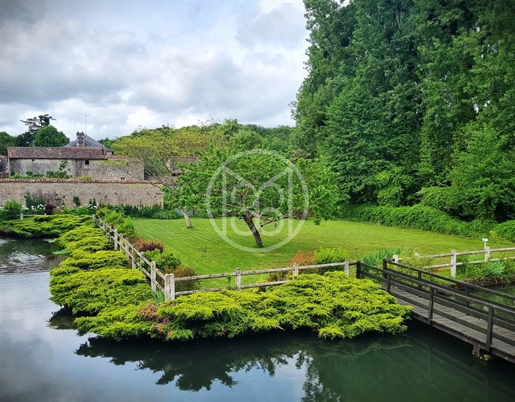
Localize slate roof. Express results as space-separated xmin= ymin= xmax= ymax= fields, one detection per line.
xmin=7 ymin=147 xmax=108 ymax=160
xmin=65 ymin=134 xmax=113 ymax=152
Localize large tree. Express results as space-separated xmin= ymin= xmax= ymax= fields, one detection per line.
xmin=33 ymin=125 xmax=69 ymax=147
xmin=18 ymin=114 xmax=55 ymax=146
xmin=174 ymin=149 xmax=340 ymax=248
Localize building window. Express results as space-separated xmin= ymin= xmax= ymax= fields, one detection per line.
xmin=85 ymin=160 xmax=90 ymax=165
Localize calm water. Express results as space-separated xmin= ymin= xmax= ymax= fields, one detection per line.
xmin=1 ymin=237 xmax=515 ymax=402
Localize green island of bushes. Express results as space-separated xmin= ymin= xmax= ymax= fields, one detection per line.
xmin=1 ymin=213 xmax=412 ymax=341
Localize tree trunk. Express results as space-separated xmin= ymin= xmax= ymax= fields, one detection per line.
xmin=242 ymin=211 xmax=263 ymax=248
xmin=180 ymin=207 xmax=193 ymax=229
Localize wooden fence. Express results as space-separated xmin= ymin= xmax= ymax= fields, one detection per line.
xmin=95 ymin=217 xmax=167 ymax=296
xmin=94 ymin=216 xmax=514 ymax=300
xmin=94 ymin=216 xmax=354 ymax=300
xmin=393 ymin=247 xmax=515 ymax=278
xmin=172 ymin=261 xmax=355 ymax=299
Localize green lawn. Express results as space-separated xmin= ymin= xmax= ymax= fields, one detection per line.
xmin=133 ymin=217 xmax=514 ymax=275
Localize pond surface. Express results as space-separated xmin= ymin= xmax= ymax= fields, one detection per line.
xmin=1 ymin=237 xmax=515 ymax=402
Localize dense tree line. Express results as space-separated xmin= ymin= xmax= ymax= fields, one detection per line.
xmin=292 ymin=0 xmax=515 ymax=222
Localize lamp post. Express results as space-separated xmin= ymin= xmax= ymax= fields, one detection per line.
xmin=482 ymin=238 xmax=490 ymax=261
xmin=482 ymin=238 xmax=489 ymax=249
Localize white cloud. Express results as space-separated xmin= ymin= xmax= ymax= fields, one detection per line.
xmin=0 ymin=0 xmax=308 ymax=140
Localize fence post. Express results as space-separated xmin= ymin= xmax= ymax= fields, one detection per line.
xmin=356 ymin=261 xmax=361 ymax=279
xmin=344 ymin=259 xmax=349 ymax=277
xmin=450 ymin=249 xmax=457 ymax=278
xmin=485 ymin=246 xmax=491 ymax=262
xmin=428 ymin=287 xmax=434 ymax=322
xmin=165 ymin=273 xmax=175 ymax=300
xmin=113 ymin=229 xmax=119 ymax=250
xmin=485 ymin=306 xmax=494 ymax=351
xmin=393 ymin=255 xmax=399 ymax=263
xmin=131 ymin=248 xmax=136 ymax=269
xmin=151 ymin=261 xmax=157 ymax=293
xmin=236 ymin=268 xmax=241 ymax=290
xmin=293 ymin=262 xmax=299 ymax=276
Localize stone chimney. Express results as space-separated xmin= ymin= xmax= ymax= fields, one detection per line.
xmin=76 ymin=132 xmax=85 ymax=147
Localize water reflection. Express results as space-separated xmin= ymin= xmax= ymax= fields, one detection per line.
xmin=76 ymin=331 xmax=408 ymax=391
xmin=0 ymin=236 xmax=60 ymax=273
xmin=74 ymin=325 xmax=515 ymax=402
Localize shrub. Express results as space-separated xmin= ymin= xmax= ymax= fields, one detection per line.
xmin=58 ymin=250 xmax=128 ymax=271
xmin=174 ymin=266 xmax=200 ymax=292
xmin=343 ymin=205 xmax=485 ymax=238
xmin=290 ymin=250 xmax=317 ymax=266
xmin=484 ymin=261 xmax=505 ymax=277
xmin=25 ymin=195 xmax=45 ymax=211
xmin=456 ymin=255 xmax=472 ymax=277
xmin=74 ymin=272 xmax=411 ymax=341
xmin=134 ymin=239 xmax=164 ymax=253
xmin=116 ymin=217 xmax=135 ymax=235
xmin=398 ymin=249 xmax=433 ymax=270
xmin=152 ymin=210 xmax=180 ymax=220
xmin=0 ymin=200 xmax=22 ymax=221
xmin=145 ymin=250 xmax=181 ymax=273
xmin=493 ymin=220 xmax=515 ymax=242
xmin=102 ymin=209 xmax=124 ymax=224
xmin=315 ymin=247 xmax=348 ymax=264
xmin=361 ymin=248 xmax=401 ymax=268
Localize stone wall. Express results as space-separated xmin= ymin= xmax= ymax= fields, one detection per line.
xmin=0 ymin=156 xmax=7 ymax=178
xmin=0 ymin=180 xmax=163 ymax=208
xmin=8 ymin=158 xmax=144 ymax=181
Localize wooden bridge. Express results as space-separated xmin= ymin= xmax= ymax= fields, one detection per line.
xmin=357 ymin=260 xmax=515 ymax=364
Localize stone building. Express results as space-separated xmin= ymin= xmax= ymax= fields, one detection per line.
xmin=0 ymin=132 xmax=164 ymax=209
xmin=6 ymin=132 xmax=144 ymax=181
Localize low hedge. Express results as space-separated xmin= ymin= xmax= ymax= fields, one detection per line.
xmin=342 ymin=204 xmax=512 ymax=241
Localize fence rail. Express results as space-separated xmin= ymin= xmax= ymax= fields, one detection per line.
xmin=393 ymin=246 xmax=515 ymax=278
xmin=94 ymin=216 xmax=354 ymax=300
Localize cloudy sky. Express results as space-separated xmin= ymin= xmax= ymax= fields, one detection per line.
xmin=0 ymin=0 xmax=309 ymax=141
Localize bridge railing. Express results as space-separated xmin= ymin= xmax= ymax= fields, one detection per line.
xmin=356 ymin=260 xmax=515 ymax=355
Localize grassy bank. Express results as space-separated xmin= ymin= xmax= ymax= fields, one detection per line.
xmin=133 ymin=218 xmax=514 ymax=275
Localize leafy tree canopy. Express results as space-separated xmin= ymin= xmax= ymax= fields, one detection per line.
xmin=0 ymin=131 xmax=16 ymax=155
xmin=292 ymin=0 xmax=515 ymax=221
xmin=18 ymin=114 xmax=55 ymax=146
xmin=33 ymin=125 xmax=69 ymax=147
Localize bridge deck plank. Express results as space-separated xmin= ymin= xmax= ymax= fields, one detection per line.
xmin=391 ymin=286 xmax=515 ymax=363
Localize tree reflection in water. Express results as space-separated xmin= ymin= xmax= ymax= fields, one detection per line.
xmin=72 ymin=324 xmax=515 ymax=402
xmin=75 ymin=330 xmax=407 ymax=393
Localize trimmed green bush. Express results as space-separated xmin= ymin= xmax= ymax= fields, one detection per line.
xmin=74 ymin=272 xmax=411 ymax=341
xmin=5 ymin=215 xmax=91 ymax=237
